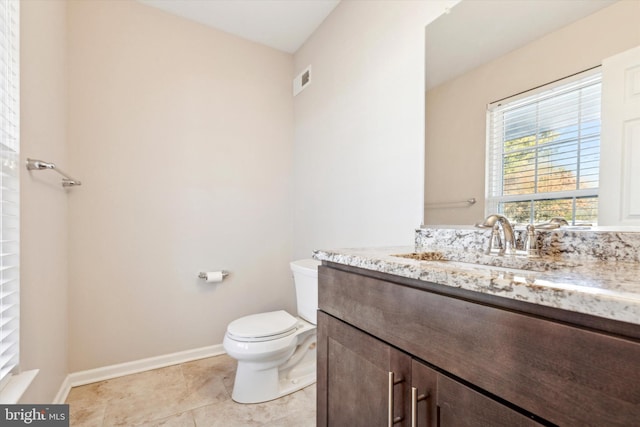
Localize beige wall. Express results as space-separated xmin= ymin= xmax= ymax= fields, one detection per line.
xmin=424 ymin=0 xmax=640 ymax=225
xmin=18 ymin=0 xmax=458 ymax=391
xmin=292 ymin=0 xmax=456 ymax=258
xmin=19 ymin=0 xmax=69 ymax=402
xmin=67 ymin=0 xmax=295 ymax=371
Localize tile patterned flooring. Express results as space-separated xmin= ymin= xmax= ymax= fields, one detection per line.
xmin=65 ymin=354 xmax=316 ymax=426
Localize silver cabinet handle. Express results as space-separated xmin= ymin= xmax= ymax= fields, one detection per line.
xmin=411 ymin=386 xmax=428 ymax=427
xmin=388 ymin=371 xmax=404 ymax=426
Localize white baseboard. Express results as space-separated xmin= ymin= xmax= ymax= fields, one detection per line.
xmin=53 ymin=375 xmax=71 ymax=405
xmin=55 ymin=344 xmax=225 ymax=403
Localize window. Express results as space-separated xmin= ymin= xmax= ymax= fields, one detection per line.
xmin=0 ymin=0 xmax=20 ymax=390
xmin=486 ymin=69 xmax=601 ymax=225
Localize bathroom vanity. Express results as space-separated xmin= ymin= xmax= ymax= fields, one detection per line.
xmin=314 ymin=228 xmax=640 ymax=426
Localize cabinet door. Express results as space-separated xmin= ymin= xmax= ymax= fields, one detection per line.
xmin=437 ymin=374 xmax=541 ymax=427
xmin=410 ymin=360 xmax=437 ymax=427
xmin=317 ymin=311 xmax=411 ymax=427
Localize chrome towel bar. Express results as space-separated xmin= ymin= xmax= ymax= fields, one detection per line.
xmin=424 ymin=197 xmax=476 ymax=209
xmin=26 ymin=158 xmax=82 ymax=187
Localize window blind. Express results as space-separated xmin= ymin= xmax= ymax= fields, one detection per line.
xmin=0 ymin=0 xmax=20 ymax=389
xmin=486 ymin=69 xmax=601 ymax=224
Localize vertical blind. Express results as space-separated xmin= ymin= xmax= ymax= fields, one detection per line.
xmin=486 ymin=69 xmax=601 ymax=224
xmin=0 ymin=0 xmax=19 ymax=389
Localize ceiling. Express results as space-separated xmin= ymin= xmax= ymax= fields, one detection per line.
xmin=138 ymin=0 xmax=341 ymax=53
xmin=426 ymin=0 xmax=618 ymax=90
xmin=137 ymin=0 xmax=618 ymax=84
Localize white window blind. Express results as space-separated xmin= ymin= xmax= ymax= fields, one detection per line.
xmin=486 ymin=69 xmax=601 ymax=224
xmin=0 ymin=0 xmax=20 ymax=389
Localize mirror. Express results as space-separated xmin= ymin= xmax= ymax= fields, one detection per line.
xmin=423 ymin=0 xmax=636 ymax=226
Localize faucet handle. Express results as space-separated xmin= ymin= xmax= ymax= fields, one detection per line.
xmin=494 ymin=224 xmax=505 ymax=254
xmin=485 ymin=223 xmax=504 ymax=255
xmin=524 ymin=224 xmax=539 ymax=257
xmin=534 ymin=217 xmax=569 ymax=229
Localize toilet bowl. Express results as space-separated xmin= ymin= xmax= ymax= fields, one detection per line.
xmin=223 ymin=259 xmax=320 ymax=404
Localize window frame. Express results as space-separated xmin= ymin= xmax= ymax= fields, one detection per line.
xmin=485 ymin=68 xmax=602 ymax=224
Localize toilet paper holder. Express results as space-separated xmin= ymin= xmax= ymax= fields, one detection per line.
xmin=198 ymin=271 xmax=229 ymax=280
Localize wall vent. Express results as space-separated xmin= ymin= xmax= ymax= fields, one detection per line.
xmin=293 ymin=65 xmax=312 ymax=96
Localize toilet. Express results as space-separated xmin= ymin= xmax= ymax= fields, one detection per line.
xmin=223 ymin=259 xmax=321 ymax=404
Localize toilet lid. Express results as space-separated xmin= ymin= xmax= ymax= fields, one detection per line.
xmin=227 ymin=310 xmax=298 ymax=341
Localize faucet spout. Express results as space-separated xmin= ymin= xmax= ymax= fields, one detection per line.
xmin=476 ymin=214 xmax=516 ymax=255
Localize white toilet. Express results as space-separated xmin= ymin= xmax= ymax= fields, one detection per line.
xmin=223 ymin=259 xmax=320 ymax=404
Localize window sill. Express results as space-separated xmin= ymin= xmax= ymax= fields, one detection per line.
xmin=0 ymin=370 xmax=39 ymax=404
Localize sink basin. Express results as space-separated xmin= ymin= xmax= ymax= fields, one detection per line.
xmin=391 ymin=251 xmax=576 ymax=273
xmin=394 ymin=251 xmax=447 ymax=261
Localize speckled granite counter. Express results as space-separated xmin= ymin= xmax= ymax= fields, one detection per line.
xmin=313 ymin=227 xmax=640 ymax=326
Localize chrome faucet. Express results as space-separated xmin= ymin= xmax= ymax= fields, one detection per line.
xmin=476 ymin=214 xmax=516 ymax=255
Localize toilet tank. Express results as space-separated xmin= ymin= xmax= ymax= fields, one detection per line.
xmin=290 ymin=259 xmax=321 ymax=325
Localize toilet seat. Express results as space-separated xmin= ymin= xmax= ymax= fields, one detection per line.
xmin=227 ymin=310 xmax=298 ymax=342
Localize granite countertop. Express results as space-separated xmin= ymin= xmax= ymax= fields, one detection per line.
xmin=313 ymin=245 xmax=640 ymax=326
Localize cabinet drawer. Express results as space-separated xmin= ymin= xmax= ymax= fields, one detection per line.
xmin=319 ymin=265 xmax=640 ymax=426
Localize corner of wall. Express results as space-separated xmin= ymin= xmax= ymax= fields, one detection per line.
xmin=19 ymin=0 xmax=70 ymax=403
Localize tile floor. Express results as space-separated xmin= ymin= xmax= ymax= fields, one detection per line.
xmin=65 ymin=354 xmax=316 ymax=427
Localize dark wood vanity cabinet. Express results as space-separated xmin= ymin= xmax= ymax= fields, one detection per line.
xmin=317 ymin=263 xmax=640 ymax=427
xmin=319 ymin=310 xmax=538 ymax=427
